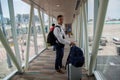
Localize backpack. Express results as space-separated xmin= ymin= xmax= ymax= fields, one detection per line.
xmin=47 ymin=30 xmax=56 ymax=45
xmin=66 ymin=46 xmax=85 ymax=68
xmin=47 ymin=26 xmax=65 ymax=47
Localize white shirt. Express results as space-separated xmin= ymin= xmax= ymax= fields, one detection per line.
xmin=53 ymin=24 xmax=70 ymax=45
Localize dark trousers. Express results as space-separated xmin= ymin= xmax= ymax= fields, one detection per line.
xmin=53 ymin=45 xmax=56 ymax=51
xmin=55 ymin=44 xmax=64 ymax=70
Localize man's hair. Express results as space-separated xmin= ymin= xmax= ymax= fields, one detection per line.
xmin=57 ymin=15 xmax=63 ymax=19
xmin=52 ymin=23 xmax=55 ymax=26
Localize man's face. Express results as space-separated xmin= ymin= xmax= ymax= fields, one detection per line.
xmin=57 ymin=17 xmax=63 ymax=25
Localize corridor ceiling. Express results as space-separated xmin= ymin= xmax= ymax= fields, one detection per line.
xmin=23 ymin=0 xmax=81 ymax=24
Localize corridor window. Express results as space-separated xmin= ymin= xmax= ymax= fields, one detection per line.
xmin=96 ymin=0 xmax=120 ymax=80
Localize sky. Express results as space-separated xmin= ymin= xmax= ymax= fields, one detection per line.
xmin=1 ymin=0 xmax=120 ymax=20
xmin=1 ymin=0 xmax=30 ymax=17
xmin=88 ymin=0 xmax=120 ymax=20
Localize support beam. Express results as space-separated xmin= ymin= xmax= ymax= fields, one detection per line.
xmin=38 ymin=9 xmax=48 ymax=48
xmin=74 ymin=20 xmax=76 ymax=40
xmin=42 ymin=10 xmax=46 ymax=33
xmin=94 ymin=0 xmax=99 ymax=35
xmin=0 ymin=0 xmax=12 ymax=68
xmin=76 ymin=15 xmax=78 ymax=43
xmin=25 ymin=4 xmax=34 ymax=70
xmin=8 ymin=0 xmax=22 ymax=67
xmin=89 ymin=0 xmax=109 ymax=75
xmin=79 ymin=5 xmax=83 ymax=48
xmin=86 ymin=0 xmax=88 ymax=22
xmin=74 ymin=17 xmax=77 ymax=41
xmin=54 ymin=18 xmax=57 ymax=25
xmin=32 ymin=8 xmax=38 ymax=55
xmin=48 ymin=15 xmax=51 ymax=32
xmin=72 ymin=19 xmax=76 ymax=40
xmin=82 ymin=1 xmax=89 ymax=70
xmin=0 ymin=28 xmax=22 ymax=72
xmin=7 ymin=54 xmax=12 ymax=68
xmin=52 ymin=17 xmax=53 ymax=23
xmin=76 ymin=15 xmax=81 ymax=44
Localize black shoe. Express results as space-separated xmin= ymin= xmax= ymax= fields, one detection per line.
xmin=56 ymin=69 xmax=65 ymax=74
xmin=61 ymin=65 xmax=65 ymax=69
xmin=53 ymin=49 xmax=56 ymax=51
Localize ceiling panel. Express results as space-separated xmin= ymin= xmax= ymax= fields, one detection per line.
xmin=22 ymin=0 xmax=78 ymax=24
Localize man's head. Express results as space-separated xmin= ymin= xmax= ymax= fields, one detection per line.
xmin=57 ymin=15 xmax=63 ymax=25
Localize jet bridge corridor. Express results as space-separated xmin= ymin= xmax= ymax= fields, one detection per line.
xmin=0 ymin=0 xmax=120 ymax=80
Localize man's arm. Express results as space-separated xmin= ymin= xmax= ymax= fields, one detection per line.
xmin=54 ymin=27 xmax=70 ymax=45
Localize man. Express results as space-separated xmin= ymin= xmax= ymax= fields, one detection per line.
xmin=54 ymin=15 xmax=75 ymax=73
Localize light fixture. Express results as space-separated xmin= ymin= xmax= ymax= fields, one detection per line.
xmin=56 ymin=4 xmax=60 ymax=7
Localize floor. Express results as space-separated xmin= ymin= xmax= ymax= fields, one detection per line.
xmin=11 ymin=43 xmax=94 ymax=80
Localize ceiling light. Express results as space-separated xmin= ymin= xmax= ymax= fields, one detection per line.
xmin=56 ymin=5 xmax=60 ymax=7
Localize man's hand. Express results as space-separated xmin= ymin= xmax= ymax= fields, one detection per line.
xmin=70 ymin=41 xmax=75 ymax=46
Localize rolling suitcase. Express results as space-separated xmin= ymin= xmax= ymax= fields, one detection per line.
xmin=67 ymin=64 xmax=82 ymax=80
xmin=65 ymin=46 xmax=84 ymax=80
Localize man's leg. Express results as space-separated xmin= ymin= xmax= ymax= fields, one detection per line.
xmin=55 ymin=45 xmax=65 ymax=74
xmin=55 ymin=45 xmax=61 ymax=70
xmin=53 ymin=45 xmax=56 ymax=51
xmin=60 ymin=48 xmax=64 ymax=68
